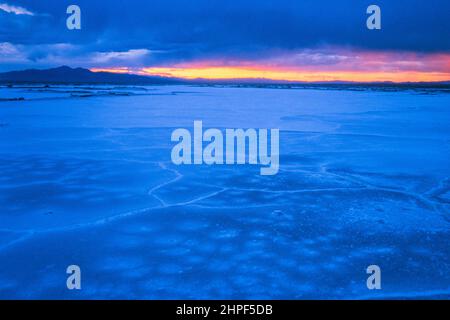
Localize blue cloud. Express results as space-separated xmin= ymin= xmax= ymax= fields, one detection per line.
xmin=1 ymin=0 xmax=449 ymax=70
xmin=0 ymin=2 xmax=34 ymax=15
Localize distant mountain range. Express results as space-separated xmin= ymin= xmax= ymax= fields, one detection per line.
xmin=0 ymin=66 xmax=449 ymax=87
xmin=0 ymin=66 xmax=183 ymax=84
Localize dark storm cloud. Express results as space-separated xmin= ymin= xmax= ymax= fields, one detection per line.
xmin=1 ymin=0 xmax=449 ymax=70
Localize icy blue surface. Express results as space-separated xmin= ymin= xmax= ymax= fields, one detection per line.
xmin=0 ymin=85 xmax=449 ymax=299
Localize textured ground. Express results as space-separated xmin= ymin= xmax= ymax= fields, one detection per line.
xmin=0 ymin=85 xmax=448 ymax=299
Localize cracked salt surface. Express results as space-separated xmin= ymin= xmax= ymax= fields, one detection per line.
xmin=0 ymin=85 xmax=449 ymax=299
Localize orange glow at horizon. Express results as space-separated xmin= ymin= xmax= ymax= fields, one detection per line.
xmin=140 ymin=66 xmax=450 ymax=83
xmin=90 ymin=67 xmax=131 ymax=74
xmin=89 ymin=50 xmax=450 ymax=84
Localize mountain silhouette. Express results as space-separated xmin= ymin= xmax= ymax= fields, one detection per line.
xmin=1 ymin=66 xmax=449 ymax=87
xmin=0 ymin=66 xmax=182 ymax=84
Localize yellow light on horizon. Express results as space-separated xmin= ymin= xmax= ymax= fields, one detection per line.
xmin=140 ymin=66 xmax=450 ymax=83
xmin=90 ymin=67 xmax=131 ymax=74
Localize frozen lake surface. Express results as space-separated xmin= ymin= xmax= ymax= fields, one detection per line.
xmin=0 ymin=85 xmax=449 ymax=299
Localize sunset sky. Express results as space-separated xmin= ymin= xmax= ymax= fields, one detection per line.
xmin=1 ymin=0 xmax=449 ymax=82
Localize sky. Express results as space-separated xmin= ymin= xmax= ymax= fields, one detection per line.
xmin=1 ymin=0 xmax=449 ymax=82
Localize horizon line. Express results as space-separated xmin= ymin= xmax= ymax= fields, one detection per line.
xmin=1 ymin=65 xmax=450 ymax=85
xmin=89 ymin=66 xmax=450 ymax=84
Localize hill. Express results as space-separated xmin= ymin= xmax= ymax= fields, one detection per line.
xmin=0 ymin=66 xmax=182 ymax=84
